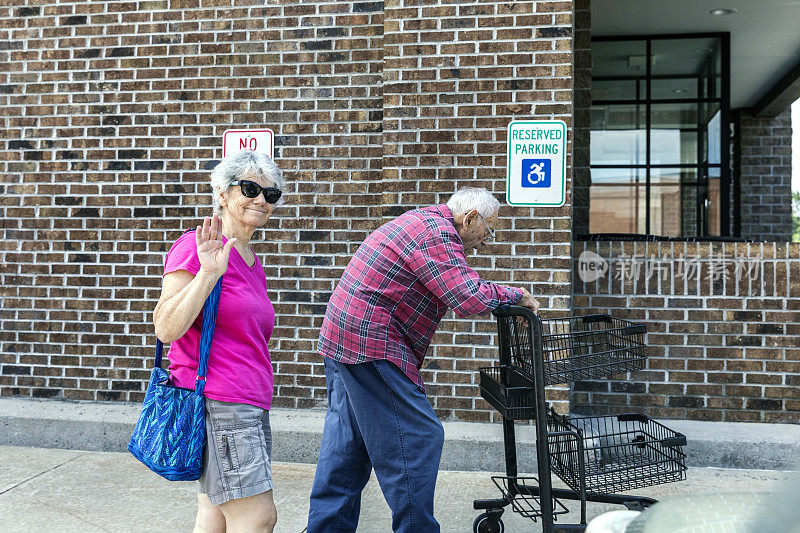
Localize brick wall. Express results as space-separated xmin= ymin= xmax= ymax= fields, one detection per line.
xmin=0 ymin=0 xmax=385 ymax=404
xmin=1 ymin=0 xmax=575 ymax=421
xmin=739 ymin=108 xmax=793 ymax=241
xmin=382 ymin=0 xmax=575 ymax=421
xmin=574 ymin=240 xmax=800 ymax=423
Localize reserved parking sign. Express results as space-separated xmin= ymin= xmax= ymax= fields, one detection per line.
xmin=506 ymin=120 xmax=566 ymax=206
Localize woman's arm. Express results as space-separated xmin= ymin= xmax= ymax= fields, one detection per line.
xmin=153 ymin=214 xmax=237 ymax=343
xmin=153 ymin=269 xmax=220 ymax=343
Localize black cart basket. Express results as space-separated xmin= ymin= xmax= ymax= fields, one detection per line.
xmin=473 ymin=306 xmax=687 ymax=533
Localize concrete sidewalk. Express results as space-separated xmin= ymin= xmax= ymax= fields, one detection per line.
xmin=3 ymin=396 xmax=800 ymax=531
xmin=0 ymin=445 xmax=793 ymax=533
xmin=2 ymin=397 xmax=800 ymax=471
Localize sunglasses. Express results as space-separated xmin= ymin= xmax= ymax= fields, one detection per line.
xmin=230 ymin=180 xmax=282 ymax=204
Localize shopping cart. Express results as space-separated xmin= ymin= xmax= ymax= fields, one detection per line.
xmin=472 ymin=306 xmax=687 ymax=533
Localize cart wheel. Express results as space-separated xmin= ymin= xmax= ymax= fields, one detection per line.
xmin=473 ymin=512 xmax=504 ymax=533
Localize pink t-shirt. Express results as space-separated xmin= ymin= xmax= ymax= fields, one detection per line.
xmin=163 ymin=231 xmax=275 ymax=410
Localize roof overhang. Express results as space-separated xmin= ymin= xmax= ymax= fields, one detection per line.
xmin=592 ymin=0 xmax=800 ymax=115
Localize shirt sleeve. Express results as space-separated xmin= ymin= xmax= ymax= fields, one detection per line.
xmin=163 ymin=231 xmax=201 ymax=276
xmin=407 ymin=229 xmax=525 ymax=318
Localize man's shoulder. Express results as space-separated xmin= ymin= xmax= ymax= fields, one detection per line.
xmin=357 ymin=205 xmax=456 ymax=260
xmin=397 ymin=204 xmax=455 ymax=235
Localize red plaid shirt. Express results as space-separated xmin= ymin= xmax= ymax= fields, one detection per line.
xmin=318 ymin=204 xmax=523 ymax=390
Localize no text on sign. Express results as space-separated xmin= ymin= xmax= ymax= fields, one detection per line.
xmin=223 ymin=129 xmax=274 ymax=159
xmin=506 ymin=120 xmax=566 ymax=207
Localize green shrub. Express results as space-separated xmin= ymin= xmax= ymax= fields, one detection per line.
xmin=794 ymin=192 xmax=800 ymax=242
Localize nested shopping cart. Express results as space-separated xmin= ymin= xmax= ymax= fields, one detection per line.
xmin=472 ymin=306 xmax=687 ymax=533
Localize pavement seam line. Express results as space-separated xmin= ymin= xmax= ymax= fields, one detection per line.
xmin=61 ymin=507 xmax=114 ymax=533
xmin=0 ymin=452 xmax=86 ymax=496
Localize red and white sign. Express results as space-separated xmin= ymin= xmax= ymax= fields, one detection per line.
xmin=223 ymin=129 xmax=274 ymax=159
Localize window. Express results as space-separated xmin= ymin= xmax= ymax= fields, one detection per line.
xmin=589 ymin=35 xmax=732 ymax=237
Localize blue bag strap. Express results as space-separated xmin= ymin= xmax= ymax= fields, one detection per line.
xmin=153 ymin=275 xmax=223 ymax=395
xmin=195 ymin=276 xmax=223 ymax=394
xmin=155 ymin=338 xmax=165 ymax=369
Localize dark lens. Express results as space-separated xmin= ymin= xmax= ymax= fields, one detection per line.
xmin=240 ymin=180 xmax=260 ymax=198
xmin=264 ymin=188 xmax=282 ymax=204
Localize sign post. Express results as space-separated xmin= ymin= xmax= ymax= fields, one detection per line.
xmin=506 ymin=120 xmax=567 ymax=207
xmin=222 ymin=129 xmax=274 ymax=159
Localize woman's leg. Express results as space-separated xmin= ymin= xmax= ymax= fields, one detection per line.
xmin=200 ymin=399 xmax=276 ymax=531
xmin=218 ymin=490 xmax=277 ymax=533
xmin=193 ymin=493 xmax=226 ymax=533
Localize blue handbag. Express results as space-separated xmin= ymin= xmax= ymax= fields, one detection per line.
xmin=128 ymin=276 xmax=222 ymax=481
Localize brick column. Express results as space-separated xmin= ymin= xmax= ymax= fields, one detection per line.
xmin=739 ymin=108 xmax=793 ymax=241
xmin=571 ymin=0 xmax=591 ymax=237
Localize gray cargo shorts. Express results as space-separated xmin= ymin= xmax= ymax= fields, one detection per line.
xmin=199 ymin=398 xmax=273 ymax=506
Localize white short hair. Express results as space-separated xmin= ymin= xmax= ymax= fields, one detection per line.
xmin=446 ymin=187 xmax=500 ymax=218
xmin=209 ymin=151 xmax=284 ymax=214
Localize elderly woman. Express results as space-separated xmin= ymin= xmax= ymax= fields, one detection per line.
xmin=153 ymin=150 xmax=283 ymax=533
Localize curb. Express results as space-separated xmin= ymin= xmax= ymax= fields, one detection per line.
xmin=1 ymin=398 xmax=798 ymax=471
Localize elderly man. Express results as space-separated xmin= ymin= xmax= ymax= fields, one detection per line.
xmin=306 ymin=188 xmax=540 ymax=533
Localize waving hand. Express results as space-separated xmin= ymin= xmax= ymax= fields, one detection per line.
xmin=196 ymin=213 xmax=237 ymax=278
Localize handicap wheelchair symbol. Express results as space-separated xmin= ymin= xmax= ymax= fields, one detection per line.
xmin=521 ymin=159 xmax=551 ymax=188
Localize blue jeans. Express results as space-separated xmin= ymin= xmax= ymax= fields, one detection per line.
xmin=307 ymin=358 xmax=445 ymax=533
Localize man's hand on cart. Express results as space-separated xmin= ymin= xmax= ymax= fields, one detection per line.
xmin=516 ymin=287 xmax=540 ymax=315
